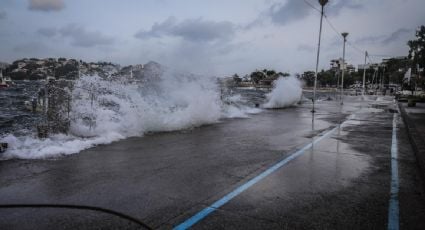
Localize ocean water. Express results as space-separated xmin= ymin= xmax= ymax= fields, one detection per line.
xmin=0 ymin=74 xmax=303 ymax=159
xmin=0 ymin=81 xmax=44 ymax=136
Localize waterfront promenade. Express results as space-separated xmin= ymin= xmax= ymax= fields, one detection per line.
xmin=1 ymin=96 xmax=425 ymax=229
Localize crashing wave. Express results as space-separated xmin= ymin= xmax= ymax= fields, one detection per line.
xmin=263 ymin=76 xmax=302 ymax=109
xmin=1 ymin=69 xmax=262 ymax=159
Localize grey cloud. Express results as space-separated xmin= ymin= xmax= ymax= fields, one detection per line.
xmin=135 ymin=17 xmax=236 ymax=42
xmin=268 ymin=0 xmax=309 ymax=26
xmin=297 ymin=44 xmax=315 ymax=53
xmin=216 ymin=42 xmax=247 ymax=55
xmin=355 ymin=28 xmax=411 ymax=45
xmin=382 ymin=28 xmax=411 ymax=44
xmin=37 ymin=27 xmax=57 ymax=37
xmin=327 ymin=0 xmax=363 ymax=16
xmin=354 ymin=35 xmax=384 ymax=44
xmin=0 ymin=11 xmax=6 ymax=19
xmin=173 ymin=19 xmax=235 ymax=42
xmin=13 ymin=41 xmax=48 ymax=53
xmin=135 ymin=17 xmax=241 ymax=74
xmin=135 ymin=17 xmax=176 ymax=39
xmin=59 ymin=24 xmax=114 ymax=47
xmin=265 ymin=0 xmax=363 ymax=26
xmin=29 ymin=0 xmax=65 ymax=12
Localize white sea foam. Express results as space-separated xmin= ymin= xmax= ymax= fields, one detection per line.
xmin=1 ymin=71 xmax=260 ymax=159
xmin=263 ymin=76 xmax=302 ymax=109
xmin=221 ymin=94 xmax=262 ymax=118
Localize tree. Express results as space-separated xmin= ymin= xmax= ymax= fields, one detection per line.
xmin=317 ymin=70 xmax=334 ymax=87
xmin=250 ymin=70 xmax=266 ymax=84
xmin=385 ymin=57 xmax=410 ymax=85
xmin=277 ymin=72 xmax=290 ymax=77
xmin=56 ymin=63 xmax=78 ymax=79
xmin=232 ymin=73 xmax=242 ymax=84
xmin=300 ymin=71 xmax=315 ymax=87
xmin=408 ymin=25 xmax=425 ymax=69
xmin=265 ymin=69 xmax=276 ymax=77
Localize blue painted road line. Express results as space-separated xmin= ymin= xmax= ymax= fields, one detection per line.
xmin=174 ymin=124 xmax=340 ymax=230
xmin=388 ymin=113 xmax=399 ymax=230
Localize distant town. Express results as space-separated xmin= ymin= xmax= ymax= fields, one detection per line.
xmin=222 ymin=56 xmax=419 ymax=91
xmin=0 ymin=58 xmax=164 ymax=81
xmin=0 ymin=54 xmax=422 ymax=92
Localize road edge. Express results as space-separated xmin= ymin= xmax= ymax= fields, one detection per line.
xmin=398 ymin=102 xmax=425 ymax=182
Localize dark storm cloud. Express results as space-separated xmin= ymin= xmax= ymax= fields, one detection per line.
xmin=135 ymin=17 xmax=236 ymax=42
xmin=37 ymin=27 xmax=58 ymax=37
xmin=28 ymin=0 xmax=65 ymax=12
xmin=59 ymin=24 xmax=114 ymax=47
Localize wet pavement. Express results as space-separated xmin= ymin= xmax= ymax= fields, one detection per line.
xmin=402 ymin=102 xmax=425 ymax=132
xmin=399 ymin=102 xmax=425 ymax=189
xmin=1 ymin=96 xmax=425 ymax=229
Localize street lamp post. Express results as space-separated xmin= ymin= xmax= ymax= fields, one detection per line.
xmin=312 ymin=0 xmax=328 ymax=113
xmin=340 ymin=32 xmax=348 ymax=105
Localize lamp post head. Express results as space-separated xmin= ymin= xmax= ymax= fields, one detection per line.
xmin=341 ymin=32 xmax=349 ymax=38
xmin=318 ymin=0 xmax=329 ymax=6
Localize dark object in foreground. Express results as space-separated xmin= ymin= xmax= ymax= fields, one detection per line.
xmin=0 ymin=143 xmax=8 ymax=153
xmin=0 ymin=204 xmax=153 ymax=230
xmin=408 ymin=98 xmax=416 ymax=107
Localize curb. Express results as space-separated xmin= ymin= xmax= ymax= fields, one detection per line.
xmin=398 ymin=102 xmax=425 ymax=181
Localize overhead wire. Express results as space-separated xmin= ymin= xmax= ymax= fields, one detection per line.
xmin=302 ymin=0 xmax=321 ymax=13
xmin=302 ymin=0 xmax=394 ymax=64
xmin=323 ymin=13 xmax=366 ymax=58
xmin=303 ymin=0 xmax=365 ymax=58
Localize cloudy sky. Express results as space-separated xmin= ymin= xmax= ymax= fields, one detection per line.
xmin=0 ymin=0 xmax=424 ymax=76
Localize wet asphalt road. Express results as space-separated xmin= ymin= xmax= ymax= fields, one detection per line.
xmin=1 ymin=96 xmax=425 ymax=229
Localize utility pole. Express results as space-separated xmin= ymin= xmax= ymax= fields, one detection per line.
xmin=340 ymin=32 xmax=349 ymax=105
xmin=362 ymin=51 xmax=368 ymax=97
xmin=312 ymin=0 xmax=328 ymax=113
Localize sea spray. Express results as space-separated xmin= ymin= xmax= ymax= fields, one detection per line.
xmin=263 ymin=76 xmax=302 ymax=109
xmin=1 ymin=71 xmax=259 ymax=159
xmin=221 ymin=94 xmax=262 ymax=118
